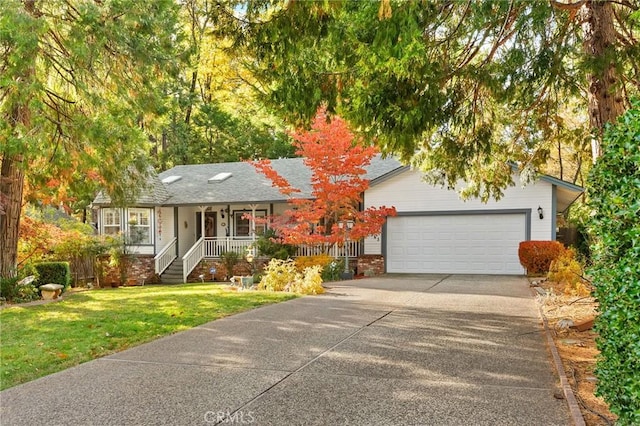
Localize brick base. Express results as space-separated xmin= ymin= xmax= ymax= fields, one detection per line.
xmin=357 ymin=255 xmax=385 ymax=276
xmin=99 ymin=255 xmax=158 ymax=287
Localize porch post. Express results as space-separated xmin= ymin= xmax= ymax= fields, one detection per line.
xmin=249 ymin=204 xmax=258 ymax=245
xmin=199 ymin=206 xmax=206 ymax=239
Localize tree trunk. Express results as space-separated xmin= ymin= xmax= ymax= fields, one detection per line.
xmin=580 ymin=0 xmax=626 ymax=158
xmin=0 ymin=153 xmax=26 ymax=279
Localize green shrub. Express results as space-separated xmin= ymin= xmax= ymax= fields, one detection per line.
xmin=517 ymin=241 xmax=565 ymax=275
xmin=256 ymin=229 xmax=297 ymax=260
xmin=34 ymin=262 xmax=71 ymax=291
xmin=0 ymin=277 xmax=20 ymax=302
xmin=0 ymin=277 xmax=40 ymax=304
xmin=322 ymin=258 xmax=343 ymax=282
xmin=220 ymin=251 xmax=241 ymax=278
xmin=587 ymin=100 xmax=640 ymax=424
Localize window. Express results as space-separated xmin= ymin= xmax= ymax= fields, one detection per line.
xmin=102 ymin=209 xmax=121 ymax=235
xmin=234 ymin=210 xmax=266 ymax=237
xmin=127 ymin=208 xmax=152 ymax=244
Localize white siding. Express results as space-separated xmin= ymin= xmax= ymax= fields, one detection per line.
xmin=364 ymin=169 xmax=553 ymax=257
xmin=155 ymin=207 xmax=175 ymax=254
xmin=178 ymin=207 xmax=198 ymax=257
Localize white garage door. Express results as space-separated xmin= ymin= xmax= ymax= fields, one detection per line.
xmin=386 ymin=214 xmax=526 ymax=275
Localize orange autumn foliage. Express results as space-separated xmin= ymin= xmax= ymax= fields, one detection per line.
xmin=251 ymin=107 xmax=396 ymax=250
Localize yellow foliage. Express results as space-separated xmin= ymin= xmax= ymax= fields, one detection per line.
xmin=548 ymin=248 xmax=590 ymax=296
xmin=259 ymin=259 xmax=324 ymax=295
xmin=258 ymin=258 xmax=298 ymax=292
xmin=295 ymin=254 xmax=332 ymax=272
xmin=288 ymin=266 xmax=325 ymax=295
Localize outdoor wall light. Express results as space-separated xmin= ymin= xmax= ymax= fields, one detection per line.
xmin=537 ymin=206 xmax=544 ymax=220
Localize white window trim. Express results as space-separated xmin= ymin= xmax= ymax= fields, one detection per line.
xmin=127 ymin=208 xmax=153 ymax=245
xmin=100 ymin=207 xmax=154 ymax=246
xmin=102 ymin=208 xmax=122 ymax=235
xmin=233 ymin=210 xmax=266 ymax=237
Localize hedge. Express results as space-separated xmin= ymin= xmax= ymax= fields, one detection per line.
xmin=587 ymin=100 xmax=640 ymax=424
xmin=34 ymin=262 xmax=71 ymax=292
xmin=517 ymin=241 xmax=565 ymax=275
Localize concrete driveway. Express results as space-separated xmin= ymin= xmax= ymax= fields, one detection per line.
xmin=0 ymin=275 xmax=571 ymax=425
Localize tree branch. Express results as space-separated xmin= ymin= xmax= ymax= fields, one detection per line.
xmin=549 ymin=0 xmax=587 ymax=12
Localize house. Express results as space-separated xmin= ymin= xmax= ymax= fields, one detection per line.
xmin=92 ymin=156 xmax=583 ymax=282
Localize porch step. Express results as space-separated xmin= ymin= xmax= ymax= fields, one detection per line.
xmin=161 ymin=260 xmax=184 ymax=284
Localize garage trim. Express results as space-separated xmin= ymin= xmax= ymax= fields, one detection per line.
xmin=382 ymin=209 xmax=532 ymax=272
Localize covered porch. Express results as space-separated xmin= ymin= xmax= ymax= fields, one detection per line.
xmin=153 ymin=203 xmax=362 ymax=283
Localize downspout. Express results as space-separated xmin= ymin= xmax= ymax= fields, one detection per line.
xmin=552 ymin=186 xmax=558 ymax=240
xmin=174 ymin=207 xmax=179 ymax=255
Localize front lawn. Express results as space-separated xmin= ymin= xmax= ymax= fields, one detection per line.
xmin=0 ymin=283 xmax=297 ymax=390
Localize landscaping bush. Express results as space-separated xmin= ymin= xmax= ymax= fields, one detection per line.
xmin=256 ymin=229 xmax=297 ymax=260
xmin=295 ymin=255 xmax=343 ymax=282
xmin=517 ymin=241 xmax=565 ymax=275
xmin=547 ymin=247 xmax=589 ymax=296
xmin=322 ymin=258 xmax=343 ymax=282
xmin=1 ymin=277 xmax=40 ymax=304
xmin=1 ymin=277 xmax=19 ymax=302
xmin=220 ymin=251 xmax=241 ymax=278
xmin=295 ymin=254 xmax=333 ymax=271
xmin=258 ymin=258 xmax=298 ymax=292
xmin=288 ymin=266 xmax=324 ymax=295
xmin=258 ymin=258 xmax=325 ymax=295
xmin=587 ymin=100 xmax=640 ymax=424
xmin=34 ymin=262 xmax=71 ymax=291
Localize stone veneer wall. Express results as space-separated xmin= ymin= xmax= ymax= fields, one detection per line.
xmin=356 ymin=255 xmax=385 ymax=276
xmin=99 ymin=255 xmax=382 ymax=285
xmin=100 ymin=255 xmax=158 ymax=286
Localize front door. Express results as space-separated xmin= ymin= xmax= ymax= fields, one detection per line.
xmin=196 ymin=211 xmax=217 ymax=238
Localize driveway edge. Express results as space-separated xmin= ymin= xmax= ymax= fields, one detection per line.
xmin=537 ymin=302 xmax=586 ymax=426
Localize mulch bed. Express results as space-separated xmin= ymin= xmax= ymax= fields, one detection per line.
xmin=533 ymin=278 xmax=617 ymax=425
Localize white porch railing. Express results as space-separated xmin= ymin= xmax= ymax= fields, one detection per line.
xmin=182 ymin=237 xmax=205 ymax=283
xmin=296 ymin=240 xmax=360 ymax=258
xmin=178 ymin=237 xmax=361 ymax=281
xmin=154 ymin=237 xmax=177 ymax=275
xmin=200 ymin=237 xmax=360 ymax=259
xmin=204 ymin=237 xmax=254 ymax=258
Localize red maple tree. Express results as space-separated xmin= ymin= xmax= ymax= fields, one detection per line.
xmin=251 ymin=107 xmax=396 ymax=252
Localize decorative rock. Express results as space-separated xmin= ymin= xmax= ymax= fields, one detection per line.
xmin=18 ymin=275 xmax=36 ymax=286
xmin=559 ymin=338 xmax=582 ymax=346
xmin=570 ymin=317 xmax=595 ymax=332
xmin=533 ymin=286 xmax=548 ymax=296
xmin=556 ymin=318 xmax=575 ymax=329
xmin=40 ymin=284 xmax=64 ymax=300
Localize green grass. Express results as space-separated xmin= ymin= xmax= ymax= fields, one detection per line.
xmin=0 ymin=283 xmax=297 ymax=390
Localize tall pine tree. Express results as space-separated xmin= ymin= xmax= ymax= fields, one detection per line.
xmin=0 ymin=0 xmax=181 ymax=278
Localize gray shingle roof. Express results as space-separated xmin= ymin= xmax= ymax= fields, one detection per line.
xmin=92 ymin=172 xmax=171 ymax=207
xmin=93 ymin=155 xmax=404 ymax=207
xmin=157 ymin=155 xmax=403 ymax=206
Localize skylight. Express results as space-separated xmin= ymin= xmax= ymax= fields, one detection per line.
xmin=161 ymin=175 xmax=182 ymax=184
xmin=208 ymin=172 xmax=232 ymax=183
